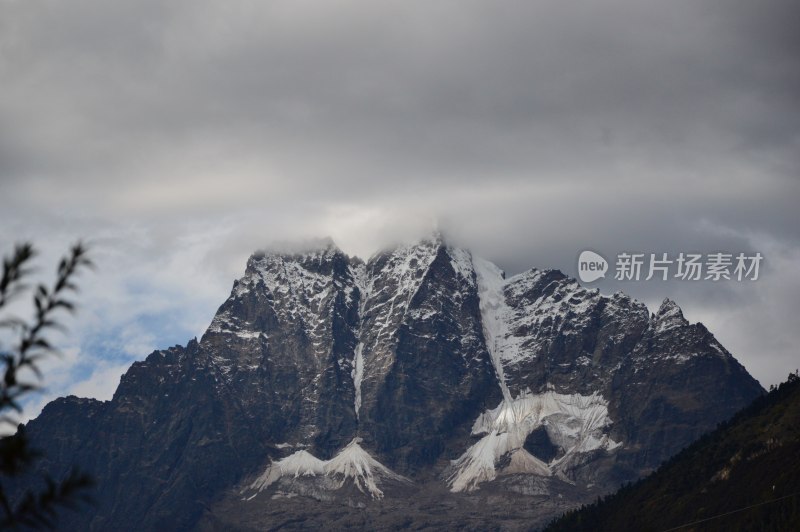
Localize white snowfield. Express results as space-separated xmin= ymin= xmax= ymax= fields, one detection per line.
xmin=249 ymin=438 xmax=409 ymax=499
xmin=446 ymin=390 xmax=621 ymax=492
xmin=250 ymin=450 xmax=325 ymax=491
xmin=324 ymin=438 xmax=410 ymax=497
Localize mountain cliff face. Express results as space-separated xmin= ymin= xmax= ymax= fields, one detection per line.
xmin=14 ymin=234 xmax=764 ymax=530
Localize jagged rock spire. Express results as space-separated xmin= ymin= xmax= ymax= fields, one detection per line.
xmin=653 ymin=297 xmax=689 ymax=333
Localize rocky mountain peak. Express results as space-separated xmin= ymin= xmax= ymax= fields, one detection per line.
xmin=653 ymin=297 xmax=689 ymax=333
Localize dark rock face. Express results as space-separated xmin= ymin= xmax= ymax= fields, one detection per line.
xmin=200 ymin=240 xmax=363 ymax=456
xmin=24 ymin=341 xmax=274 ymax=531
xmin=525 ymin=426 xmax=561 ymax=463
xmin=357 ymin=239 xmax=500 ymax=472
xmin=12 ymin=235 xmax=764 ymax=531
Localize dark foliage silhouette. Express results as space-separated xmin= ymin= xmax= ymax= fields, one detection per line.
xmin=0 ymin=243 xmax=94 ymax=529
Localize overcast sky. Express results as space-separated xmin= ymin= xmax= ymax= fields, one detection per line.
xmin=1 ymin=0 xmax=798 ymax=419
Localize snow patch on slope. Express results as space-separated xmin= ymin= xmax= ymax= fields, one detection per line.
xmin=352 ymin=343 xmax=364 ymax=418
xmin=324 ymin=438 xmax=409 ymax=498
xmin=350 ymin=261 xmax=368 ymax=419
xmin=447 ymin=391 xmax=621 ymax=492
xmin=249 ymin=438 xmax=409 ymax=499
xmin=448 ymin=246 xmax=476 ymax=287
xmin=250 ymin=450 xmax=325 ymax=491
xmin=473 ymin=256 xmax=513 ymax=402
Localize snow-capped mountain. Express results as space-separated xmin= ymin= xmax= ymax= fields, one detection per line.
xmin=14 ymin=233 xmax=764 ymax=530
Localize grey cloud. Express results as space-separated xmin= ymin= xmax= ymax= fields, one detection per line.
xmin=2 ymin=1 xmax=798 ymax=187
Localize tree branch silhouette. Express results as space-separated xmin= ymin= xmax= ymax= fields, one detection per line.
xmin=0 ymin=243 xmax=94 ymax=529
